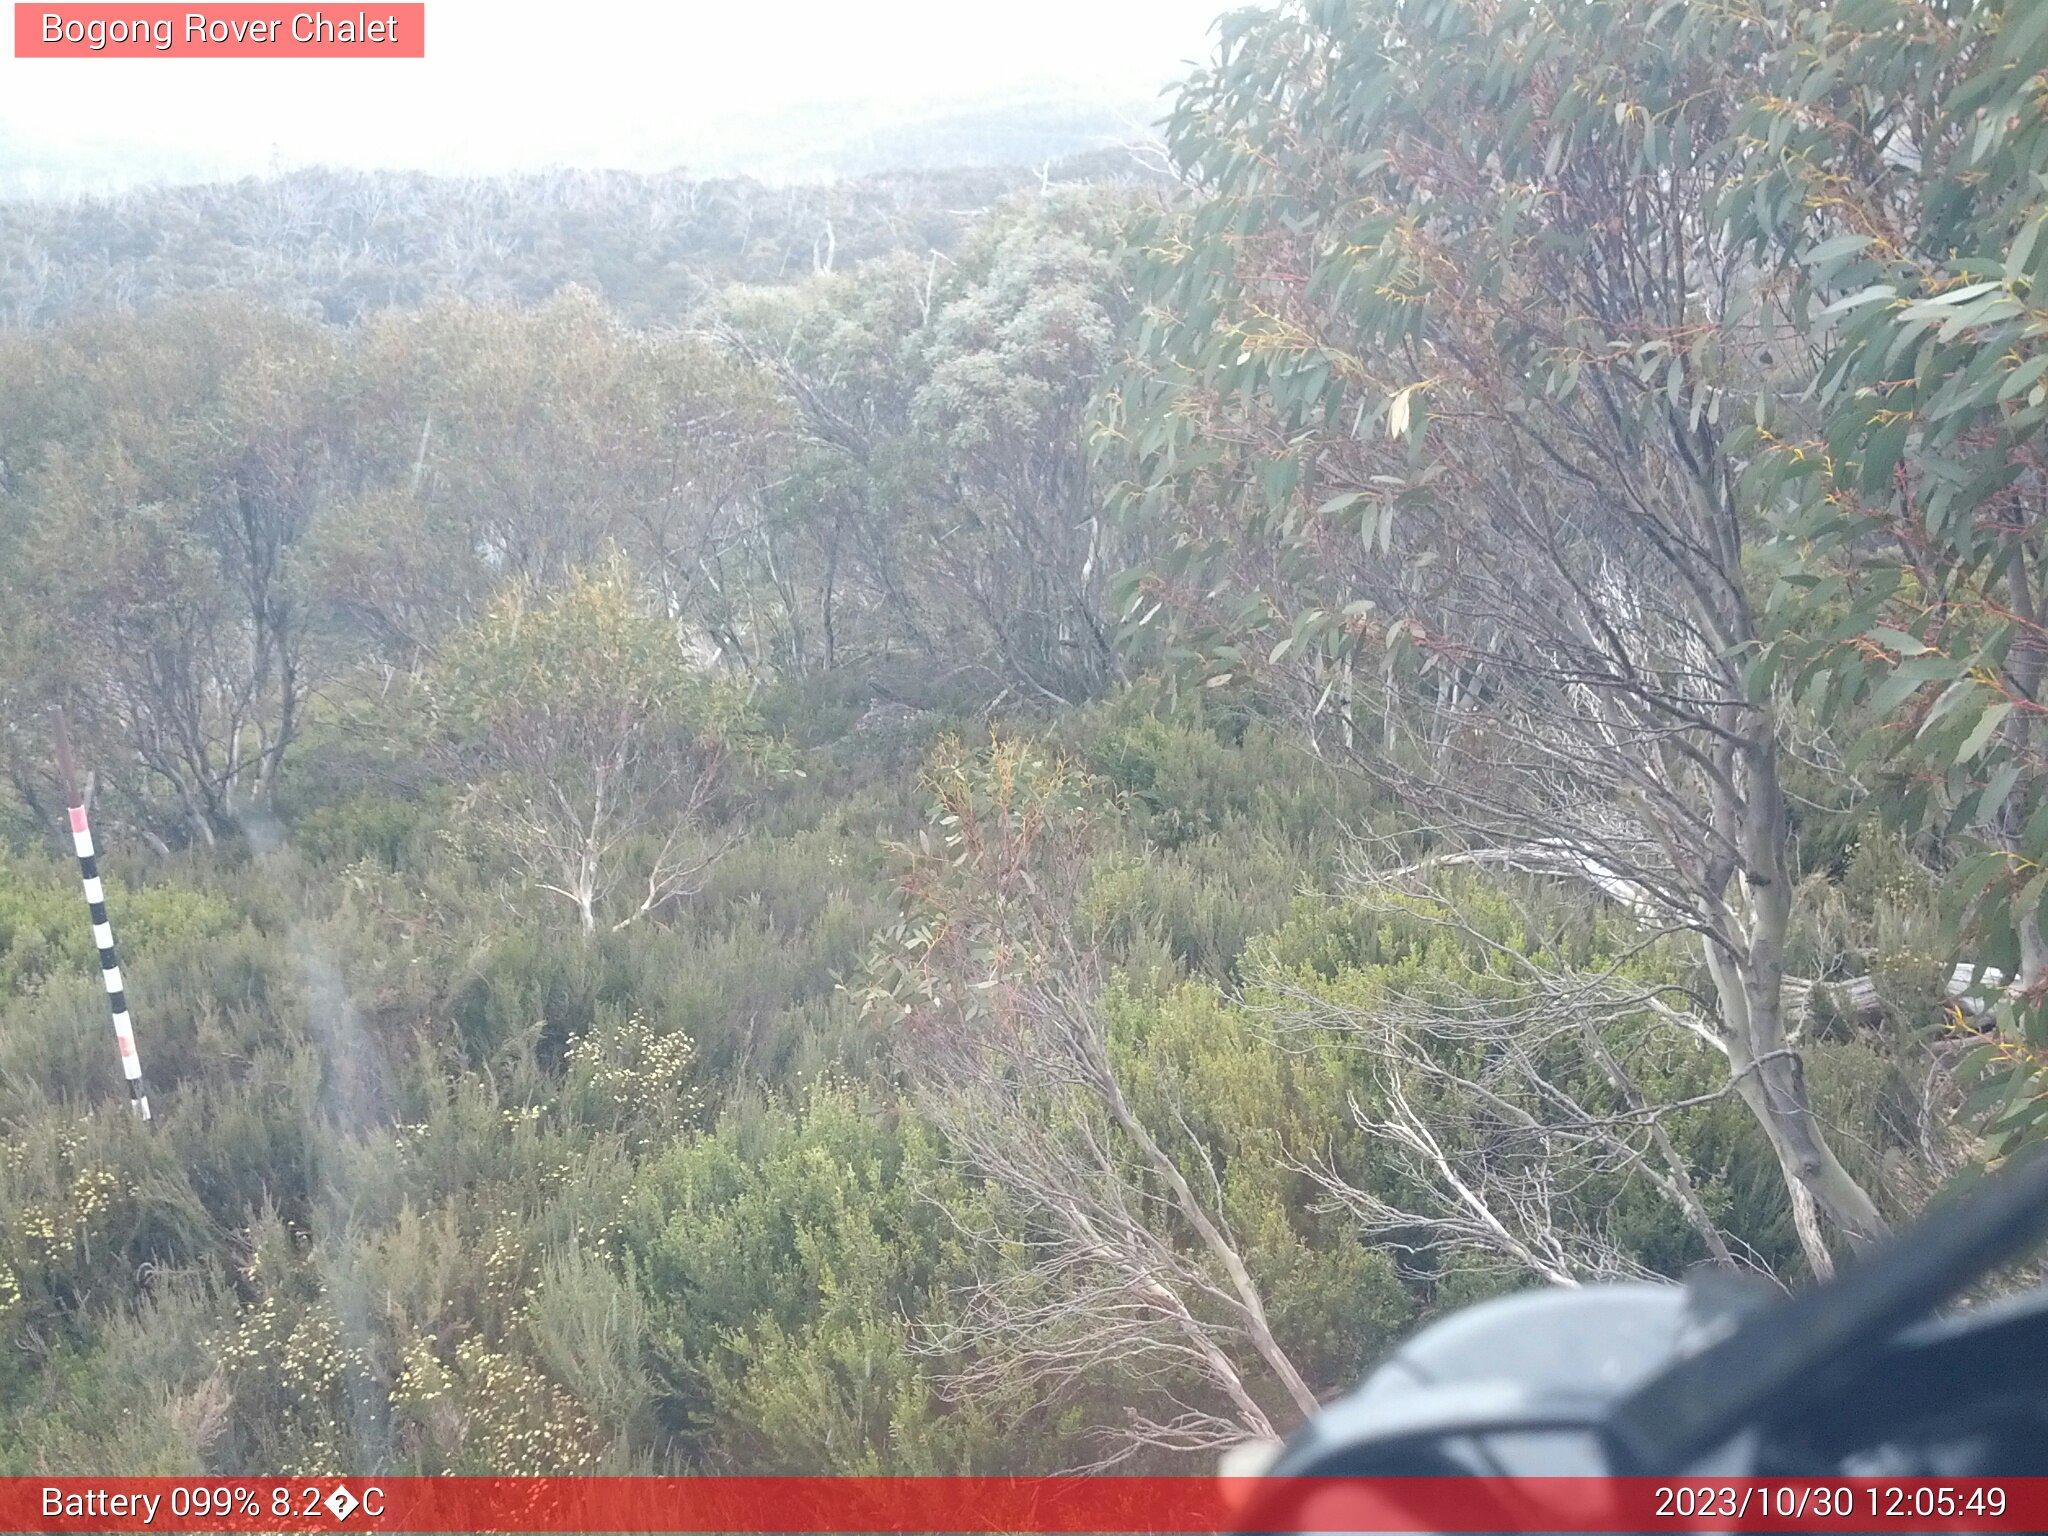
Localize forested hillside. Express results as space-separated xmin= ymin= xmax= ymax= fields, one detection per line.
xmin=3 ymin=0 xmax=2047 ymax=1478
xmin=0 ymin=150 xmax=1166 ymax=330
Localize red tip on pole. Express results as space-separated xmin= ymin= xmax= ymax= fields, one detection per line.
xmin=52 ymin=708 xmax=152 ymax=1123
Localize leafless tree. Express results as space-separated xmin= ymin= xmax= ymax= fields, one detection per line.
xmin=481 ymin=754 xmax=728 ymax=938
xmin=914 ymin=957 xmax=1319 ymax=1466
xmin=873 ymin=741 xmax=1315 ymax=1465
xmin=1247 ymin=876 xmax=1769 ymax=1287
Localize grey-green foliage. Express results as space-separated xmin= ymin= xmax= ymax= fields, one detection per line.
xmin=0 ymin=161 xmax=1136 ymax=329
xmin=714 ymin=192 xmax=1150 ymax=701
xmin=6 ymin=669 xmax=1912 ymax=1474
xmin=1723 ymin=0 xmax=2048 ymax=1148
xmin=0 ymin=78 xmax=1996 ymax=1475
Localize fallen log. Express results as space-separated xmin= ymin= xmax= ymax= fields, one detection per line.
xmin=1781 ymin=963 xmax=2007 ymax=1028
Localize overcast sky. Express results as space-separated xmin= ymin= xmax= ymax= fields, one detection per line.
xmin=1 ymin=0 xmax=1229 ymax=189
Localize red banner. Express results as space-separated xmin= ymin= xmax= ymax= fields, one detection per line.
xmin=13 ymin=4 xmax=424 ymax=57
xmin=2 ymin=1477 xmax=2044 ymax=1533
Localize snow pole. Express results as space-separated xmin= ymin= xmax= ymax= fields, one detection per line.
xmin=52 ymin=707 xmax=151 ymax=1122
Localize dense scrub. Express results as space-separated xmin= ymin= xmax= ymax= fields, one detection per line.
xmin=5 ymin=0 xmax=2046 ymax=1476
xmin=0 ymin=689 xmax=1936 ymax=1471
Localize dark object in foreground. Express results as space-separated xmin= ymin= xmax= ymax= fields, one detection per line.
xmin=1252 ymin=1148 xmax=2048 ymax=1512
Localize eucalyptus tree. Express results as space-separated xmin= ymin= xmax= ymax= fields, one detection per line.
xmin=1100 ymin=0 xmax=1892 ymax=1266
xmin=718 ymin=195 xmax=1143 ymax=701
xmin=1726 ymin=0 xmax=2048 ymax=1149
xmin=0 ymin=300 xmax=339 ymax=844
xmin=426 ymin=567 xmax=743 ymax=936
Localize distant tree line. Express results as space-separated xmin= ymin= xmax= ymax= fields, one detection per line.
xmin=0 ymin=151 xmax=1168 ymax=330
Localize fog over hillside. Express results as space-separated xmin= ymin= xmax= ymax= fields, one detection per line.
xmin=0 ymin=0 xmax=1213 ymax=196
xmin=0 ymin=89 xmax=1170 ymax=199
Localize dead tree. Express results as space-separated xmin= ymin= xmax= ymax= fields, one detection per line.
xmin=867 ymin=739 xmax=1316 ymax=1464
xmin=915 ymin=963 xmax=1318 ymax=1464
xmin=1248 ymin=879 xmax=1766 ymax=1288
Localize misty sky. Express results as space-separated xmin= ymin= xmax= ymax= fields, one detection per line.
xmin=1 ymin=0 xmax=1230 ymax=188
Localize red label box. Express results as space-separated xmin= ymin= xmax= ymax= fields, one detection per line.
xmin=5 ymin=1476 xmax=2048 ymax=1533
xmin=14 ymin=3 xmax=425 ymax=56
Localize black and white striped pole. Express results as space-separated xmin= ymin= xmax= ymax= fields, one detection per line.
xmin=53 ymin=708 xmax=151 ymax=1122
